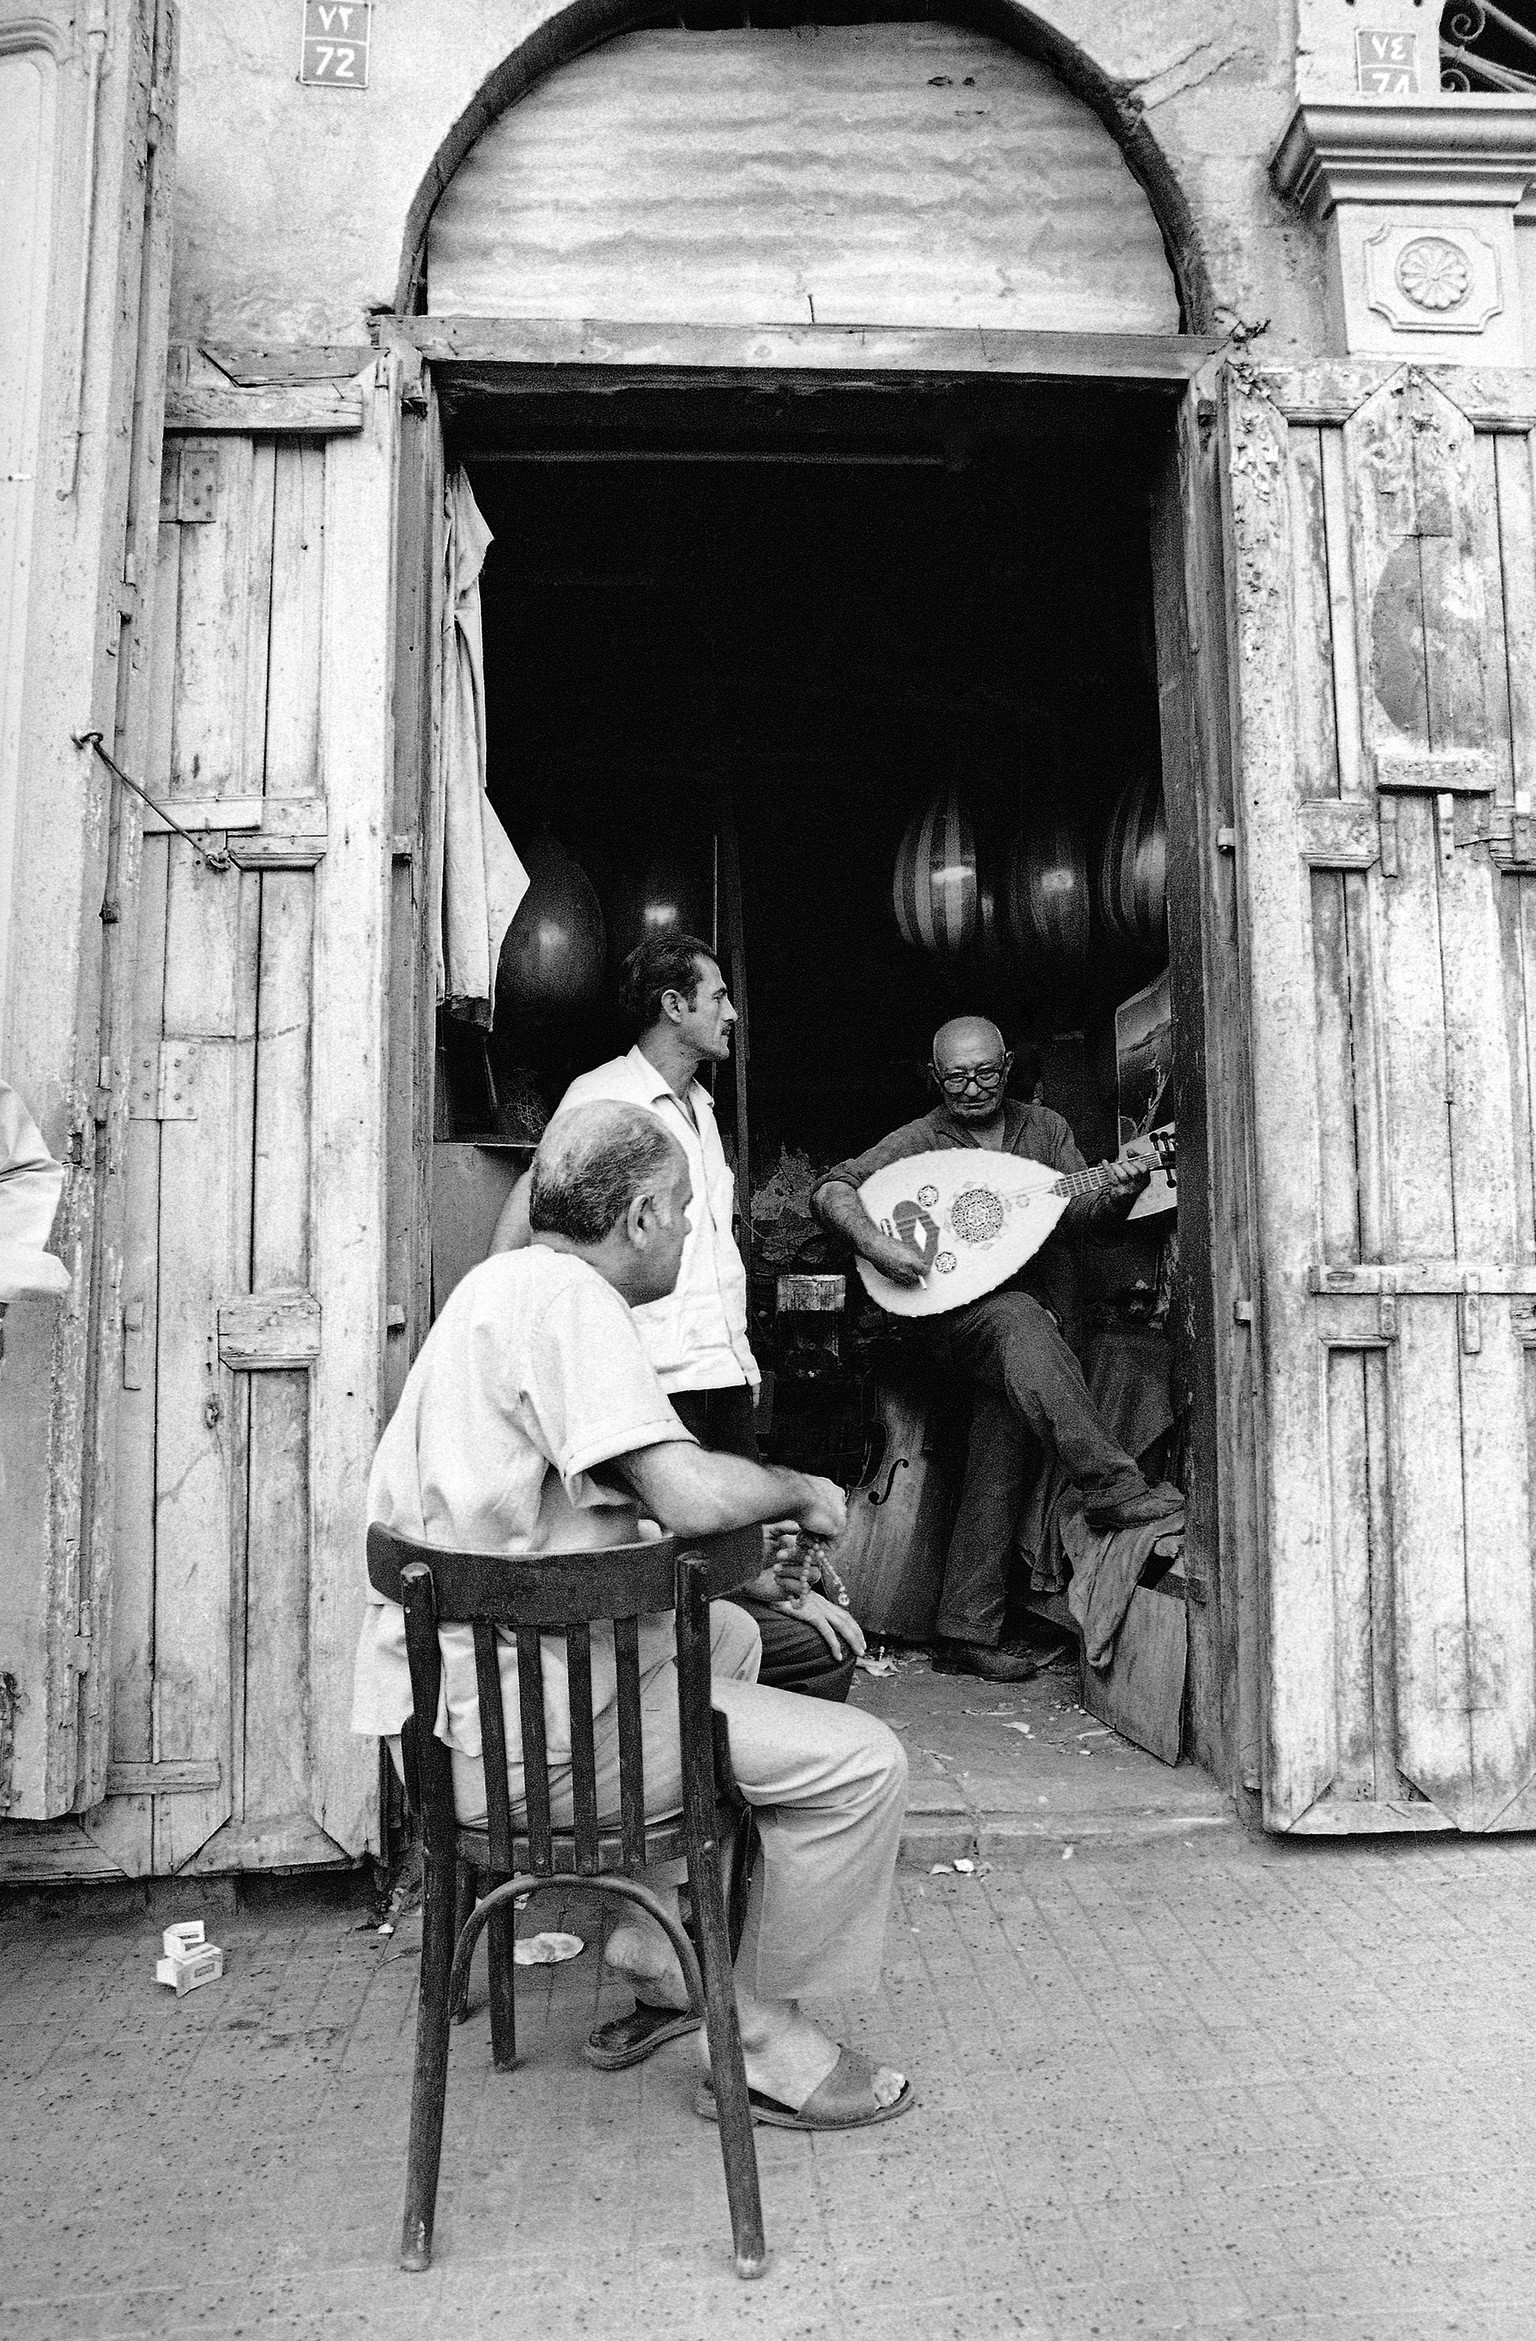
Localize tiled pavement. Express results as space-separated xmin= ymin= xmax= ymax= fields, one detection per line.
xmin=5 ymin=1669 xmax=1536 ymax=2340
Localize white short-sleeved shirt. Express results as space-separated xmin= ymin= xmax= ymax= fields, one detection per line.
xmin=557 ymin=1046 xmax=758 ymax=1393
xmin=351 ymin=1247 xmax=694 ymax=1762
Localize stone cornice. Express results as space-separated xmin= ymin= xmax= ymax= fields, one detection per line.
xmin=1272 ymin=98 xmax=1536 ymax=218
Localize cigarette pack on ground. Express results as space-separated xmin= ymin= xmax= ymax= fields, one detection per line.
xmin=162 ymin=1920 xmax=205 ymax=1959
xmin=155 ymin=1936 xmax=223 ymax=1995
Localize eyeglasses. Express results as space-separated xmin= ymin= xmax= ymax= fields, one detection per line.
xmin=933 ymin=1057 xmax=1011 ymax=1097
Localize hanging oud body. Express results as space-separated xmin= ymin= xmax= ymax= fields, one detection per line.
xmin=853 ymin=1137 xmax=1175 ymax=1319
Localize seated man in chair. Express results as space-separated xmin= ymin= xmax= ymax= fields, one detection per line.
xmin=353 ymin=1101 xmax=912 ymax=2131
xmin=812 ymin=1014 xmax=1180 ymax=1685
xmin=491 ymin=931 xmax=863 ymax=1707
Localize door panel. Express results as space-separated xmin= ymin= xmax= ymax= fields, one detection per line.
xmin=1218 ymin=359 xmax=1536 ymax=1833
xmin=0 ymin=0 xmax=177 ymax=1828
xmin=71 ymin=370 xmax=403 ymax=1879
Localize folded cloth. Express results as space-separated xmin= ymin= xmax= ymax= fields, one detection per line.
xmin=1062 ymin=1486 xmax=1185 ymax=1671
xmin=1017 ymin=1326 xmax=1176 ymax=1595
xmin=0 ymin=1080 xmax=69 ymax=1302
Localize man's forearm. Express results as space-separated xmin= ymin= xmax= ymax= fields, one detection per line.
xmin=622 ymin=1440 xmax=825 ymax=1536
xmin=812 ymin=1178 xmax=883 ymax=1260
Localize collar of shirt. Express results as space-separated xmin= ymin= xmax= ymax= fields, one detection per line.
xmin=624 ymin=1044 xmax=710 ymax=1130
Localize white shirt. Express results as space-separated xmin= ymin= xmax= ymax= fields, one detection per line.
xmin=351 ymin=1247 xmax=692 ymax=1761
xmin=557 ymin=1046 xmax=759 ymax=1394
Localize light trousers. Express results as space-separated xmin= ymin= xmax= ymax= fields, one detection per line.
xmin=441 ymin=1602 xmax=907 ymax=2004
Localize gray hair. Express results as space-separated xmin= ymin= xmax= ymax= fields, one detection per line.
xmin=528 ymin=1102 xmax=681 ymax=1244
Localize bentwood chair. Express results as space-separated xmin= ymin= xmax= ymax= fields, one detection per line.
xmin=366 ymin=1524 xmax=768 ymax=2280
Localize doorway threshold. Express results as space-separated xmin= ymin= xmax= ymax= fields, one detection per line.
xmin=855 ymin=1651 xmax=1235 ymax=1869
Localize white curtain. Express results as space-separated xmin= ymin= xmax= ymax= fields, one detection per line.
xmin=0 ymin=1079 xmax=69 ymax=1301
xmin=437 ymin=469 xmax=528 ymax=1018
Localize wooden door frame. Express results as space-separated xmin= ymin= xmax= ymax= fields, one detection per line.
xmin=387 ymin=320 xmax=1254 ymax=1798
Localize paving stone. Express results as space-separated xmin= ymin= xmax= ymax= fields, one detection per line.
xmin=5 ymin=1781 xmax=1536 ymax=2339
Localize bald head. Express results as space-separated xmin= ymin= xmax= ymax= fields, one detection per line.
xmin=930 ymin=1015 xmax=1013 ymax=1123
xmin=933 ymin=1016 xmax=1007 ymax=1073
xmin=529 ymin=1102 xmax=685 ymax=1244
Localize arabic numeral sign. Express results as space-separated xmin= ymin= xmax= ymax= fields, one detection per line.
xmin=300 ymin=0 xmax=371 ymax=88
xmin=1355 ymin=28 xmax=1420 ymax=97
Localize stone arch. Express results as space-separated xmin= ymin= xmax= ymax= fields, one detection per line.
xmin=392 ymin=0 xmax=1214 ymax=332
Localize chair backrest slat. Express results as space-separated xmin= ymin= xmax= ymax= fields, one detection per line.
xmin=564 ymin=1623 xmax=600 ymax=1876
xmin=472 ymin=1624 xmax=516 ymax=1876
xmin=364 ymin=1521 xmax=762 ymax=1880
xmin=399 ymin=1564 xmax=459 ymax=1858
xmin=612 ymin=1613 xmax=647 ymax=1873
xmin=515 ymin=1628 xmax=553 ymax=1873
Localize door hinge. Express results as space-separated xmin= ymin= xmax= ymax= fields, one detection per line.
xmin=1437 ymin=791 xmax=1456 ymax=871
xmin=128 ymin=1042 xmax=199 ymax=1122
xmin=123 ymin=1297 xmax=146 ymax=1389
xmin=66 ymin=1611 xmax=92 ymax=1677
xmin=176 ymin=448 xmax=218 ymax=524
xmin=0 ymin=1672 xmax=17 ymax=1815
xmin=1461 ymin=1272 xmax=1482 ymax=1355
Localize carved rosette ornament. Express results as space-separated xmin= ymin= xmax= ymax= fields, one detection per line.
xmin=1362 ymin=221 xmax=1504 ymax=335
xmin=1269 ymin=99 xmax=1536 ymax=356
xmin=1395 ymin=234 xmax=1472 ymax=311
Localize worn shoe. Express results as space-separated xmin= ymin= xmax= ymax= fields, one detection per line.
xmin=1085 ymin=1485 xmax=1185 ymax=1531
xmin=694 ymin=2047 xmax=917 ymax=2132
xmin=583 ymin=1998 xmax=701 ymax=2071
xmin=931 ymin=1638 xmax=1038 ymax=1684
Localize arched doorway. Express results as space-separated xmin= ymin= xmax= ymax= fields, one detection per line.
xmin=400 ymin=14 xmax=1235 ymax=1789
xmin=393 ymin=1 xmax=1214 ymax=331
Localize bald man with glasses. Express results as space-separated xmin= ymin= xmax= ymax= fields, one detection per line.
xmin=812 ymin=1016 xmax=1178 ymax=1683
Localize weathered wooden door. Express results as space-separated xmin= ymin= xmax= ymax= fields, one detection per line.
xmin=70 ymin=360 xmax=409 ymax=1878
xmin=1213 ymin=358 xmax=1536 ymax=1834
xmin=0 ymin=0 xmax=177 ymax=1833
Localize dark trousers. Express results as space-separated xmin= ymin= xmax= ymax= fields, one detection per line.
xmin=919 ymin=1292 xmax=1146 ymax=1649
xmin=668 ymin=1385 xmax=856 ymax=1704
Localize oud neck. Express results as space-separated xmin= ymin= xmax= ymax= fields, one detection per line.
xmin=1055 ymin=1161 xmax=1116 ymax=1203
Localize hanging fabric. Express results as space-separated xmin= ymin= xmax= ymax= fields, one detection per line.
xmin=438 ymin=469 xmax=529 ymax=1020
xmin=0 ymin=1080 xmax=69 ymax=1304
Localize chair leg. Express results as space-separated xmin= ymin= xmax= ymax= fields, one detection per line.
xmin=485 ymin=1896 xmax=518 ymax=2072
xmin=724 ymin=1808 xmax=759 ymax=1964
xmin=689 ymin=1831 xmax=767 ymax=2280
xmin=399 ymin=1843 xmax=457 ymax=2274
xmin=450 ymin=1862 xmax=477 ymax=2024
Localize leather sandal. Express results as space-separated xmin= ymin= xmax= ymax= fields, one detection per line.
xmin=693 ymin=2046 xmax=917 ymax=2131
xmin=583 ymin=1998 xmax=701 ymax=2072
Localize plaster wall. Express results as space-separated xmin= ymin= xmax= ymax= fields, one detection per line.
xmin=172 ymin=0 xmax=1329 ymax=354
